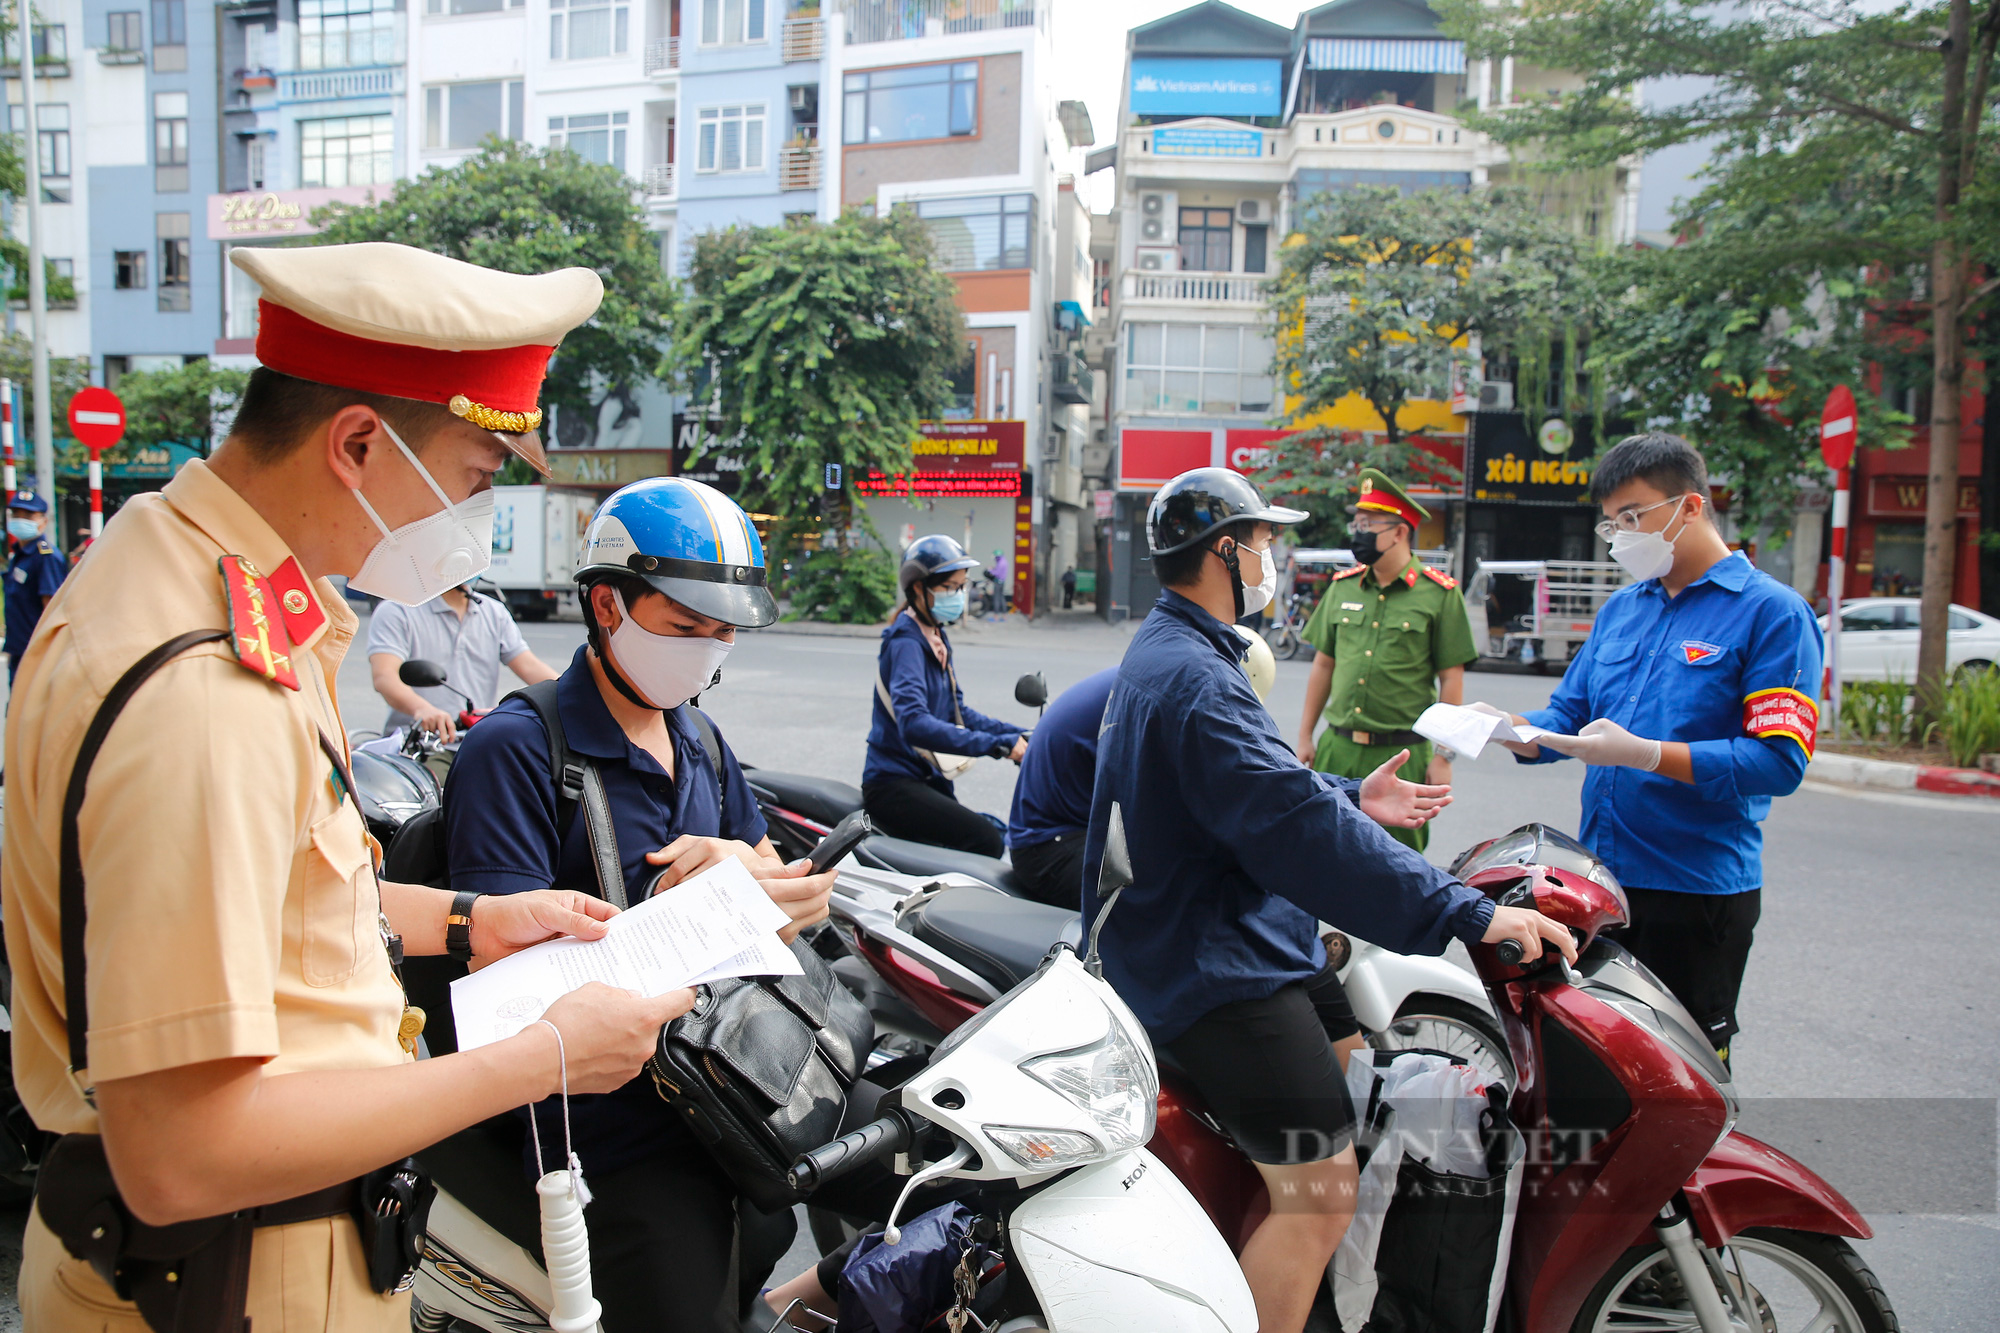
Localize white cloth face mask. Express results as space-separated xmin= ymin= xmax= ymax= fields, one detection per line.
xmin=606 ymin=589 xmax=734 ymax=709
xmin=1237 ymin=542 xmax=1277 ymax=616
xmin=347 ymin=421 xmax=496 ymax=606
xmin=1608 ymin=505 xmax=1690 ymax=582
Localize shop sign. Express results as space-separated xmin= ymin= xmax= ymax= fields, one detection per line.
xmin=855 ymin=470 xmax=1021 ymax=498
xmin=1152 ymin=127 xmax=1265 ymax=159
xmin=1466 ymin=412 xmax=1593 ymax=504
xmin=672 ymin=415 xmax=750 ymax=495
xmin=1864 ymin=476 xmax=1979 ymax=518
xmin=1130 ymin=57 xmax=1283 ymax=116
xmin=206 ymin=184 xmax=391 ymax=240
xmin=546 ymin=448 xmax=672 ymax=489
xmin=57 ymin=441 xmax=200 ymax=480
xmin=911 ymin=420 xmax=1025 ymax=469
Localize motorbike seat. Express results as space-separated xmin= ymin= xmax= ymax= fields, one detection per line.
xmin=906 ymin=886 xmax=1081 ymax=993
xmin=862 ymin=835 xmax=1025 ymax=897
xmin=420 ymin=1114 xmax=542 ymax=1257
xmin=743 ymin=768 xmax=866 ymax=828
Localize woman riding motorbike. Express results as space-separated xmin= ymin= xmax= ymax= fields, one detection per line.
xmin=862 ymin=534 xmax=1028 ymax=858
xmin=444 ymin=477 xmax=837 ymax=1333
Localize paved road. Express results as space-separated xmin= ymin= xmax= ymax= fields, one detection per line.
xmin=2 ymin=608 xmax=1991 ymax=1326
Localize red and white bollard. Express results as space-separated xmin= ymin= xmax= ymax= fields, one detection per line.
xmin=2 ymin=377 xmax=15 ymax=497
xmin=87 ymin=445 xmax=103 ymax=538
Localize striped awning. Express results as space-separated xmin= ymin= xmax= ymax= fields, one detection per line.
xmin=1307 ymin=38 xmax=1465 ymax=73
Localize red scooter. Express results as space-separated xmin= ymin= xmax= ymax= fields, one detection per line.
xmin=826 ymin=822 xmax=1897 ymax=1333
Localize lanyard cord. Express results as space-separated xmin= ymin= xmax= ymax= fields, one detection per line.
xmin=529 ymin=1018 xmax=591 ymax=1205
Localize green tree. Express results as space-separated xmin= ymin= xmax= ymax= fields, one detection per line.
xmin=112 ymin=361 xmax=253 ymax=454
xmin=309 ymin=139 xmax=674 ymax=429
xmin=667 ymin=208 xmax=966 ymax=603
xmin=0 ymin=333 xmax=89 ymax=456
xmin=1439 ymin=0 xmax=2000 ymax=712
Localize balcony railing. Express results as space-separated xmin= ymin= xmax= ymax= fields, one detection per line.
xmin=642 ymin=163 xmax=676 ymax=198
xmin=1052 ymin=351 xmax=1093 ymax=406
xmin=1122 ymin=272 xmax=1268 ymax=305
xmin=778 ymin=144 xmax=820 ymax=192
xmin=278 ymin=65 xmax=403 ymax=102
xmin=838 ymin=0 xmax=1039 ymax=45
xmin=781 ymin=16 xmax=823 ymax=61
xmin=644 ymin=36 xmax=680 ymax=74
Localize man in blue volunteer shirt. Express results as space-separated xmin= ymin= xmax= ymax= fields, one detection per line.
xmin=1006 ymin=667 xmax=1115 ymax=906
xmin=1083 ymin=468 xmax=1573 ymax=1333
xmin=5 ymin=489 xmax=67 ymax=684
xmin=1477 ymin=432 xmax=1821 ymax=1067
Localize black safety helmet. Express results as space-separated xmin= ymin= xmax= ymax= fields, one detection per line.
xmin=899 ymin=534 xmax=981 ymax=595
xmin=1147 ymin=467 xmax=1307 ymax=555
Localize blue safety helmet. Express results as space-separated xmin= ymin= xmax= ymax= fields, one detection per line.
xmin=898 ymin=534 xmax=980 ymax=596
xmin=577 ymin=477 xmax=778 ymax=628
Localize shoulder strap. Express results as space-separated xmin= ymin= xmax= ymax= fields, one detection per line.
xmin=61 ymin=629 xmax=230 ymax=1098
xmin=507 ymin=678 xmax=624 ymax=908
xmin=677 ymin=705 xmax=724 ymax=804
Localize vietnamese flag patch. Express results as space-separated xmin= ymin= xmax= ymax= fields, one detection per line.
xmin=1682 ymin=640 xmax=1723 ymax=665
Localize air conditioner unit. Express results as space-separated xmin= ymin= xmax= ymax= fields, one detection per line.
xmin=1237 ymin=199 xmax=1263 ymax=222
xmin=1478 ymin=381 xmax=1515 ymax=410
xmin=1135 ymin=247 xmax=1176 ymax=272
xmin=789 ymin=86 xmax=810 ymax=111
xmin=1137 ymin=190 xmax=1175 ymax=243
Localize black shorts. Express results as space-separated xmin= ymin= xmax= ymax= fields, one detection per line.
xmin=1620 ymin=886 xmax=1760 ymax=1051
xmin=1166 ymin=972 xmax=1356 ymax=1165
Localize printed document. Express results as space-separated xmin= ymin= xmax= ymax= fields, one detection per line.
xmin=451 ymin=858 xmax=803 ymax=1050
xmin=1414 ymin=702 xmax=1554 ymax=761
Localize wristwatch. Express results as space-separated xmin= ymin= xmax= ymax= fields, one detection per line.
xmin=445 ymin=891 xmax=482 ymax=964
xmin=1434 ymin=745 xmax=1459 ymax=763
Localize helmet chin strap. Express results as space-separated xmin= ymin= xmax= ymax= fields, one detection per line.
xmin=1215 ymin=539 xmax=1245 ymax=621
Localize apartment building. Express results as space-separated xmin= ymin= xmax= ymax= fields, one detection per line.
xmin=1094 ymin=0 xmax=1634 ymax=620
xmin=5 ymin=0 xmax=92 ymax=370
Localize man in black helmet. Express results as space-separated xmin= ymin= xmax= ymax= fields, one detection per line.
xmin=1081 ymin=467 xmax=1574 ymax=1333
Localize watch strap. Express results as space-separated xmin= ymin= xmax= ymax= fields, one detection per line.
xmin=445 ymin=890 xmax=481 ymax=963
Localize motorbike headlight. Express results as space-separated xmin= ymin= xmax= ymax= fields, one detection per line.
xmin=1016 ymin=1017 xmax=1158 ymax=1156
xmin=983 ymin=1125 xmax=1105 ymax=1171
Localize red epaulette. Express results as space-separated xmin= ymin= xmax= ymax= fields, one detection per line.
xmin=1333 ymin=564 xmax=1369 ymax=580
xmin=266 ymin=556 xmax=327 ymax=644
xmin=1423 ymin=566 xmax=1458 ymax=590
xmin=218 ymin=555 xmax=301 ymax=691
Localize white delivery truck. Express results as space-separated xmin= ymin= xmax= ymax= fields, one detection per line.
xmin=487 ymin=486 xmax=599 ymax=620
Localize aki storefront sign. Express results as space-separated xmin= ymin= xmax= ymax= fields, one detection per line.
xmin=1465 ymin=412 xmax=1594 ymax=505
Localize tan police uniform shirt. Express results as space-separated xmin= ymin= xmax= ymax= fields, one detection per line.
xmin=2 ymin=459 xmax=410 ymax=1331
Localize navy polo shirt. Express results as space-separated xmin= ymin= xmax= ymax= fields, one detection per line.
xmin=1007 ymin=667 xmax=1117 ymax=848
xmin=1083 ymin=591 xmax=1495 ymax=1045
xmin=863 ymin=612 xmax=1023 ymax=790
xmin=5 ymin=536 xmax=66 ymax=658
xmin=1521 ymin=551 xmax=1821 ymax=896
xmin=444 ymin=643 xmax=770 ymax=1172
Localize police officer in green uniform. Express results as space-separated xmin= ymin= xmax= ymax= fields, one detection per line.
xmin=1295 ymin=470 xmax=1477 ymax=851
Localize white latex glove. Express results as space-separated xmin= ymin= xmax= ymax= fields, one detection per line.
xmin=1465 ymin=701 xmax=1513 ymax=721
xmin=1535 ymin=717 xmax=1662 ymax=771
xmin=1466 ymin=701 xmax=1538 ymax=756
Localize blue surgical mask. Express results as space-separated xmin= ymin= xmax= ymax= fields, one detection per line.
xmin=930 ymin=589 xmax=968 ymax=624
xmin=7 ymin=518 xmax=38 ymax=543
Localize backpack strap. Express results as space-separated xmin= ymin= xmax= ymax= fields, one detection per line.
xmin=508 ymin=679 xmax=585 ymax=844
xmin=677 ymin=704 xmax=725 ymax=804
xmin=505 ymin=678 xmax=625 ymax=909
xmin=61 ymin=629 xmax=230 ymax=1101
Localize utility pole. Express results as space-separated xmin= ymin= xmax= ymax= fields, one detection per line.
xmin=15 ymin=0 xmax=52 ymax=501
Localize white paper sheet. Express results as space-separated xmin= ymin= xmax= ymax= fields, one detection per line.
xmin=1413 ymin=702 xmax=1551 ymax=760
xmin=450 ymin=858 xmax=799 ymax=1050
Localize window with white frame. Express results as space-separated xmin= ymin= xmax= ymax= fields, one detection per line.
xmin=9 ymin=103 xmax=71 ymax=203
xmin=424 ymin=80 xmax=525 ymax=150
xmin=1124 ymin=323 xmax=1275 ymax=415
xmin=550 ymin=0 xmax=628 ymax=59
xmin=549 ymin=112 xmax=627 ymax=170
xmin=301 ymin=114 xmax=393 ymax=186
xmin=298 ymin=0 xmax=396 ymax=69
xmin=698 ymin=0 xmax=764 ymax=45
xmin=696 ymin=104 xmax=764 ymax=172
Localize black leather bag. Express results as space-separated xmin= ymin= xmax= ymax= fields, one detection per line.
xmin=649 ymin=937 xmax=876 ymax=1211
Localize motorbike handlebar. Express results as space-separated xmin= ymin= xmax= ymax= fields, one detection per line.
xmin=788 ymin=1107 xmax=923 ymax=1193
xmin=1494 ymin=939 xmax=1526 ymax=967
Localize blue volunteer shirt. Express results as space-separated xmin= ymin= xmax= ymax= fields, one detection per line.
xmin=445 ymin=643 xmax=769 ymax=1172
xmin=1521 ymin=551 xmax=1821 ymax=896
xmin=863 ymin=612 xmax=1023 ymax=790
xmin=1083 ymin=591 xmax=1495 ymax=1045
xmin=1007 ymin=667 xmax=1117 ymax=848
xmin=5 ymin=536 xmax=67 ymax=658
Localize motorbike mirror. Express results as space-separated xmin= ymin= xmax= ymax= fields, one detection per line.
xmin=1096 ymin=803 xmax=1132 ymax=901
xmin=1014 ymin=672 xmax=1048 ymax=709
xmin=398 ymin=659 xmax=450 ymax=688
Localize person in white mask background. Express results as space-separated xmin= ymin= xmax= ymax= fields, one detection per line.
xmin=443 ymin=475 xmax=837 ymax=1333
xmin=1472 ymin=432 xmax=1823 ymax=1070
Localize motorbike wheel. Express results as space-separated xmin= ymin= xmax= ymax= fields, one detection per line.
xmin=1265 ymin=626 xmax=1303 ymax=661
xmin=1572 ymin=1227 xmax=1898 ymax=1333
xmin=1369 ymin=996 xmax=1514 ymax=1090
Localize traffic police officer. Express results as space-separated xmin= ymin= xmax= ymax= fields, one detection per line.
xmin=2 ymin=241 xmax=694 ymax=1331
xmin=1295 ymin=469 xmax=1477 ymax=851
xmin=6 ymin=487 xmax=67 ymax=684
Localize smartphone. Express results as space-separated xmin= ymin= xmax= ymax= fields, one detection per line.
xmin=807 ymin=809 xmax=877 ymax=875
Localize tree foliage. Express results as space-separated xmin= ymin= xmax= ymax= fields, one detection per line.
xmin=114 ymin=362 xmax=253 ymax=453
xmin=0 ymin=333 xmax=90 ymax=454
xmin=667 ymin=208 xmax=966 ymax=563
xmin=310 ymin=139 xmax=674 ymax=423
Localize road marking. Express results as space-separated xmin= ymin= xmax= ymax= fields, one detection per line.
xmin=1801 ymin=779 xmax=2000 ymax=814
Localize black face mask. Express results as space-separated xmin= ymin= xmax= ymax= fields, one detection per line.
xmin=1348 ymin=528 xmax=1387 ymax=565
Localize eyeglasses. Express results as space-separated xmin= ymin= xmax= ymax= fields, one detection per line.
xmin=1350 ymin=516 xmax=1402 ymax=535
xmin=1594 ymin=494 xmax=1689 ymax=542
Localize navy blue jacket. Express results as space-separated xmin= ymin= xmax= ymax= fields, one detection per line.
xmin=5 ymin=536 xmax=66 ymax=657
xmin=444 ymin=644 xmax=769 ymax=1172
xmin=1083 ymin=592 xmax=1496 ymax=1044
xmin=863 ymin=612 xmax=1023 ymax=790
xmin=1007 ymin=667 xmax=1117 ymax=848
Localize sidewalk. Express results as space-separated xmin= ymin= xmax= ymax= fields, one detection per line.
xmin=763 ymin=606 xmax=1142 ymax=654
xmin=1807 ymin=749 xmax=2000 ymax=799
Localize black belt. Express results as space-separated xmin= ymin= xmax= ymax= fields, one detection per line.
xmin=1332 ymin=727 xmax=1424 ymax=747
xmin=249 ymin=1178 xmax=363 ymax=1226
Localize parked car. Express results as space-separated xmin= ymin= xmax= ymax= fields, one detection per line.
xmin=1817 ymin=597 xmax=2000 ymax=681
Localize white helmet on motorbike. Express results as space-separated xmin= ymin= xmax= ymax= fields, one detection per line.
xmin=1232 ymin=625 xmax=1275 ymax=702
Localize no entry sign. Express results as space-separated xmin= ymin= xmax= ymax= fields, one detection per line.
xmin=67 ymin=386 xmax=126 ymax=451
xmin=1819 ymin=385 xmax=1857 ymax=472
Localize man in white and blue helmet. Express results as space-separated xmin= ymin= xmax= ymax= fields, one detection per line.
xmin=445 ymin=476 xmax=835 ymax=1332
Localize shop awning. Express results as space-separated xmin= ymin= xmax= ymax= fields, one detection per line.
xmin=1306 ymin=38 xmax=1464 ymax=73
